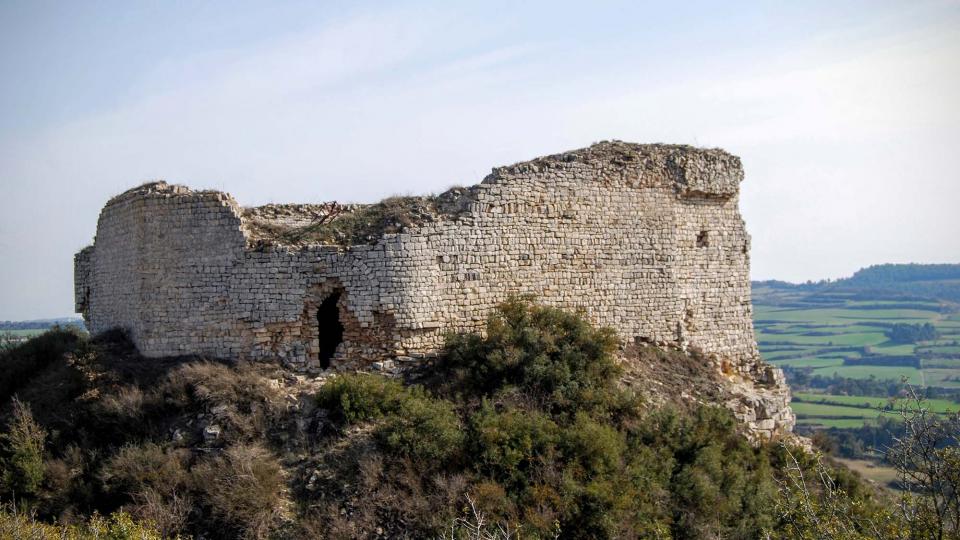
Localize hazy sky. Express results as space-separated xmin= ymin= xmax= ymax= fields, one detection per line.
xmin=1 ymin=0 xmax=958 ymax=320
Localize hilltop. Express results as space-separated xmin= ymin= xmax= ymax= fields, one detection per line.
xmin=755 ymin=263 xmax=960 ymax=304
xmin=0 ymin=299 xmax=872 ymax=539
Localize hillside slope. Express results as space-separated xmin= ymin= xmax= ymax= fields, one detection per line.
xmin=0 ymin=300 xmax=884 ymax=539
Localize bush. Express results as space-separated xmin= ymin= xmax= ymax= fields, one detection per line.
xmin=633 ymin=406 xmax=779 ymax=539
xmin=129 ymin=488 xmax=192 ymax=539
xmin=100 ymin=442 xmax=191 ymax=498
xmin=315 ymin=373 xmax=408 ymax=425
xmin=469 ymin=403 xmax=560 ymax=494
xmin=560 ymin=413 xmax=626 ymax=478
xmin=99 ymin=442 xmax=193 ymax=536
xmin=443 ymin=296 xmax=623 ymax=418
xmin=1 ymin=398 xmax=46 ymax=498
xmin=193 ymin=443 xmax=287 ymax=539
xmin=317 ymin=373 xmax=464 ymax=464
xmin=772 ymin=447 xmax=904 ymax=539
xmin=0 ymin=505 xmax=163 ymax=539
xmin=377 ymin=391 xmax=464 ymax=465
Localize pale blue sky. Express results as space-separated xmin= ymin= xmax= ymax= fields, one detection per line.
xmin=1 ymin=0 xmax=958 ymax=319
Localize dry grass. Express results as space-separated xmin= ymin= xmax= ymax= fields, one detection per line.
xmin=100 ymin=443 xmax=191 ymax=497
xmin=278 ymin=196 xmax=439 ymax=246
xmin=159 ymin=361 xmax=288 ymax=443
xmin=193 ymin=443 xmax=288 ymax=539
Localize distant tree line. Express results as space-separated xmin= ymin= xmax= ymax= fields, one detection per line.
xmin=805 ymin=416 xmax=904 ymax=460
xmin=843 ymin=355 xmax=921 ymax=368
xmin=845 ymin=263 xmax=960 ymax=286
xmin=784 ymin=369 xmax=904 ymax=397
xmin=783 ymin=368 xmax=960 ymax=402
xmin=885 ymin=322 xmax=940 ymax=344
xmin=0 ymin=319 xmax=84 ymax=331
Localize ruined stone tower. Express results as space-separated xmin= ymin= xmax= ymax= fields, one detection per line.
xmin=74 ymin=141 xmax=794 ymax=436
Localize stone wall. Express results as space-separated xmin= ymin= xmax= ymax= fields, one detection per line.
xmin=76 ymin=141 xmax=794 ymax=436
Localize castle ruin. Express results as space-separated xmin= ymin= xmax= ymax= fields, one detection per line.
xmin=74 ymin=141 xmax=794 ymax=436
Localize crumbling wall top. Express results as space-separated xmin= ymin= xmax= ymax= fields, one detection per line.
xmin=487 ymin=141 xmax=744 ymax=198
xmin=103 ymin=181 xmax=245 ymax=214
xmin=101 ymin=142 xmax=744 ymax=250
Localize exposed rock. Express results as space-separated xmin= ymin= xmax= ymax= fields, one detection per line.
xmin=202 ymin=424 xmax=221 ymax=444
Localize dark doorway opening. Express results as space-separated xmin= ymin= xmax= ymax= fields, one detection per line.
xmin=317 ymin=292 xmax=344 ymax=369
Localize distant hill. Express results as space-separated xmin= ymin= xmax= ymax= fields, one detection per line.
xmin=755 ymin=263 xmax=960 ymax=304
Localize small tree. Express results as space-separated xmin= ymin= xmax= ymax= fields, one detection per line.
xmin=774 ymin=387 xmax=960 ymax=539
xmin=887 ymin=388 xmax=960 ymax=539
xmin=0 ymin=398 xmax=46 ymax=498
xmin=772 ymin=446 xmax=902 ymax=539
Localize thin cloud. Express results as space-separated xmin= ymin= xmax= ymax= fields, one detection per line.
xmin=1 ymin=2 xmax=958 ymax=318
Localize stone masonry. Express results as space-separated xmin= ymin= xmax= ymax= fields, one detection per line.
xmin=74 ymin=141 xmax=794 ymax=437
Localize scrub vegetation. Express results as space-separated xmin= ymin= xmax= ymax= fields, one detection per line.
xmin=0 ymin=299 xmax=957 ymax=538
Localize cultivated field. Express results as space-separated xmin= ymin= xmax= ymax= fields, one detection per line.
xmin=753 ymin=283 xmax=960 ymax=428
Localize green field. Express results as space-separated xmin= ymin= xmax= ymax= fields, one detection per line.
xmin=811 ymin=365 xmax=926 ymax=385
xmin=790 ymin=391 xmax=959 ymax=428
xmin=921 ymin=369 xmax=960 ymax=388
xmin=922 ymin=358 xmax=960 ymax=369
xmin=755 ymin=306 xmax=937 ymax=324
xmin=771 ymin=357 xmax=844 ymax=369
xmin=795 ymin=417 xmax=878 ymax=428
xmin=869 ymin=343 xmax=917 ymax=355
xmin=834 ymin=458 xmax=900 ymax=488
xmin=753 ymin=285 xmax=960 ymax=429
xmin=920 ymin=345 xmax=960 ymax=355
xmin=791 ymin=401 xmax=894 ymax=429
xmin=757 ymin=331 xmax=886 ymax=347
xmin=793 ymin=393 xmax=959 ymax=414
xmin=790 ymin=401 xmax=886 ymax=419
xmin=762 ymin=349 xmax=812 ymax=360
xmin=756 ymin=299 xmax=959 ymax=387
xmin=793 ymin=393 xmax=895 ymax=409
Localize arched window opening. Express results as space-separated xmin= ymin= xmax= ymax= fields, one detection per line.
xmin=317 ymin=291 xmax=344 ymax=369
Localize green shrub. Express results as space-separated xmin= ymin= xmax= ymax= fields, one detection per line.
xmin=1 ymin=398 xmax=46 ymax=497
xmin=560 ymin=413 xmax=626 ymax=478
xmin=0 ymin=505 xmax=163 ymax=539
xmin=633 ymin=406 xmax=779 ymax=539
xmin=469 ymin=402 xmax=560 ymax=493
xmin=316 ymin=373 xmax=409 ymax=425
xmin=377 ymin=391 xmax=464 ymax=464
xmin=318 ymin=373 xmax=464 ymax=464
xmin=443 ymin=296 xmax=623 ymax=417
